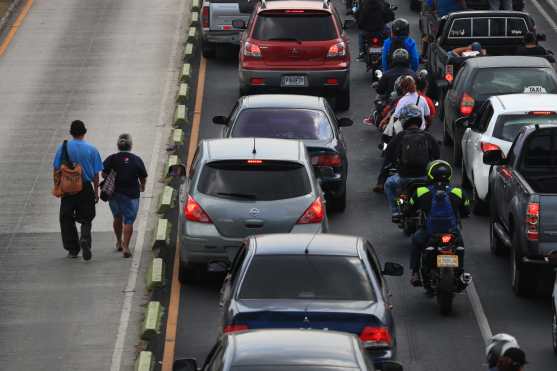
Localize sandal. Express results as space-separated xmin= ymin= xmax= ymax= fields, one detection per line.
xmin=115 ymin=242 xmax=123 ymax=252
xmin=122 ymin=250 xmax=132 ymax=258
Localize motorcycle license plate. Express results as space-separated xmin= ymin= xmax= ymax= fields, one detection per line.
xmin=281 ymin=75 xmax=306 ymax=87
xmin=437 ymin=255 xmax=459 ymax=268
xmin=368 ymin=47 xmax=382 ymax=54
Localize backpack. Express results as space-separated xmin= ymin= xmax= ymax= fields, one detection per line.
xmin=399 ymin=130 xmax=430 ymax=171
xmin=425 ymin=185 xmax=459 ymax=234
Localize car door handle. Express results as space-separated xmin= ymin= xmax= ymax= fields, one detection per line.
xmin=245 ymin=219 xmax=264 ymax=228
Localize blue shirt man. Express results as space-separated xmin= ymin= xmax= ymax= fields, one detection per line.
xmin=382 ymin=37 xmax=420 ymax=71
xmin=53 ymin=139 xmax=103 ymax=182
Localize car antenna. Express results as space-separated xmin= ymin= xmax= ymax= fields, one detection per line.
xmin=252 ymin=138 xmax=257 ymax=155
xmin=304 ymin=233 xmax=317 ymax=254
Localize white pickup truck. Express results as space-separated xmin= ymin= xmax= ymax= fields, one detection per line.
xmin=201 ymin=0 xmax=252 ymax=57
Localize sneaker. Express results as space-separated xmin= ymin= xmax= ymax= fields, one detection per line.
xmin=66 ymin=252 xmax=79 ymax=259
xmin=372 ymin=184 xmax=384 ymax=193
xmin=80 ymin=238 xmax=92 ymax=261
xmin=391 ymin=213 xmax=402 ymax=223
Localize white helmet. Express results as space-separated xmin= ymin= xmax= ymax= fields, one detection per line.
xmin=486 ymin=333 xmax=519 ymax=368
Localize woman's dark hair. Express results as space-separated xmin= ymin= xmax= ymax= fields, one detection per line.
xmin=117 ymin=133 xmax=133 ymax=151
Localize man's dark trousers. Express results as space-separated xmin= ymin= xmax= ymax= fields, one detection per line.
xmin=59 ymin=182 xmax=96 ymax=255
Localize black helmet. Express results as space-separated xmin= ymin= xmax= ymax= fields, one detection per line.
xmin=427 ymin=160 xmax=452 ymax=183
xmin=416 ymin=69 xmax=429 ymax=91
xmin=391 ymin=18 xmax=410 ymax=38
xmin=399 ymin=104 xmax=422 ymax=129
xmin=391 ymin=48 xmax=410 ymax=67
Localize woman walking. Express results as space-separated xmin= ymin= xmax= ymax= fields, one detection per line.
xmin=103 ymin=134 xmax=147 ymax=258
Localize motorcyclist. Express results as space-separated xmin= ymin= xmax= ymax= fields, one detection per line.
xmin=355 ymin=0 xmax=388 ymax=59
xmin=392 ymin=75 xmax=431 ymax=129
xmin=407 ymin=160 xmax=469 ymax=286
xmin=486 ymin=334 xmax=527 ymax=371
xmin=416 ymin=69 xmax=437 ymax=123
xmin=375 ymin=49 xmax=417 ymax=96
xmin=383 ymin=105 xmax=440 ymax=219
xmin=382 ymin=18 xmax=420 ymax=71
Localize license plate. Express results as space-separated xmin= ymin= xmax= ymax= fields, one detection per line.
xmin=437 ymin=255 xmax=459 ymax=268
xmin=281 ymin=75 xmax=306 ymax=87
xmin=368 ymin=47 xmax=382 ymax=53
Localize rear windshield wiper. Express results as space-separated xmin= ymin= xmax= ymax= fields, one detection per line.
xmin=267 ymin=37 xmax=302 ymax=44
xmin=216 ymin=192 xmax=257 ymax=200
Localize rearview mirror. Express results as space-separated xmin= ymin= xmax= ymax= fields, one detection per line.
xmin=338 ymin=117 xmax=353 ymax=127
xmin=382 ymin=361 xmax=404 ymax=371
xmin=482 ymin=149 xmax=506 ymax=166
xmin=212 ymin=116 xmax=228 ymax=125
xmin=173 ymin=358 xmax=198 ymax=371
xmin=168 ymin=164 xmax=187 ymax=178
xmin=231 ymin=19 xmax=246 ymax=30
xmin=343 ymin=19 xmax=356 ymax=30
xmin=382 ymin=262 xmax=404 ymax=276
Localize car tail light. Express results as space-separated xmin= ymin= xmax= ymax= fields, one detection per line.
xmin=529 ymin=111 xmax=555 ymax=116
xmin=312 ymin=154 xmax=342 ymax=167
xmin=285 ymin=9 xmax=305 ymax=13
xmin=185 ymin=195 xmax=212 ymax=223
xmin=480 ymin=142 xmax=501 ymax=153
xmin=223 ymin=324 xmax=249 ymax=333
xmin=202 ymin=6 xmax=210 ymax=28
xmin=325 ymin=78 xmax=338 ymax=85
xmin=460 ymin=93 xmax=474 ymax=116
xmin=250 ymin=78 xmax=265 ymax=86
xmin=327 ymin=42 xmax=346 ymax=58
xmin=526 ymin=202 xmax=539 ymax=241
xmin=243 ymin=42 xmax=262 ymax=58
xmin=246 ymin=159 xmax=263 ymax=164
xmin=370 ymin=37 xmax=380 ymax=46
xmin=359 ymin=326 xmax=392 ymax=348
xmin=445 ymin=64 xmax=454 ymax=83
xmin=297 ymin=198 xmax=324 ymax=224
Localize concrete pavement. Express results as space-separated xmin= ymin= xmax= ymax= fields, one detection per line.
xmin=0 ymin=0 xmax=187 ymax=370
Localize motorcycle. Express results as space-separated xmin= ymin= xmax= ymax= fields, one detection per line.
xmin=364 ymin=31 xmax=386 ymax=77
xmin=419 ymin=233 xmax=472 ymax=315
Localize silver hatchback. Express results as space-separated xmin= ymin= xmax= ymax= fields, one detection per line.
xmin=174 ymin=138 xmax=328 ymax=283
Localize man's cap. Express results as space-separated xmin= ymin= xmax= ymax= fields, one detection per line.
xmin=471 ymin=42 xmax=482 ymax=52
xmin=503 ymin=347 xmax=527 ymax=366
xmin=69 ymin=120 xmax=87 ymax=136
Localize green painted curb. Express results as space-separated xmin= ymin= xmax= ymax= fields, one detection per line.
xmin=192 ymin=0 xmax=200 ymax=10
xmin=158 ymin=186 xmax=175 ymax=214
xmin=184 ymin=43 xmax=194 ymax=61
xmin=177 ymin=83 xmax=188 ymax=104
xmin=155 ymin=218 xmax=170 ymax=247
xmin=142 ymin=301 xmax=163 ymax=340
xmin=146 ymin=258 xmax=164 ymax=290
xmin=191 ymin=11 xmax=199 ymax=26
xmin=188 ymin=27 xmax=197 ymax=41
xmin=135 ymin=351 xmax=153 ymax=371
xmin=174 ymin=105 xmax=187 ymax=126
xmin=173 ymin=128 xmax=184 ymax=144
xmin=181 ymin=63 xmax=191 ymax=82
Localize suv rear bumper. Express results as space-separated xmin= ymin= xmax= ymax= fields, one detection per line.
xmin=202 ymin=30 xmax=242 ymax=45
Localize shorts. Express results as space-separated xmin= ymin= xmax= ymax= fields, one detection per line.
xmin=109 ymin=193 xmax=140 ymax=225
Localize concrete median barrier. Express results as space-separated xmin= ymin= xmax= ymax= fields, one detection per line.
xmin=192 ymin=0 xmax=200 ymax=10
xmin=141 ymin=301 xmax=164 ymax=340
xmin=191 ymin=11 xmax=199 ymax=26
xmin=146 ymin=258 xmax=164 ymax=290
xmin=158 ymin=186 xmax=175 ymax=214
xmin=154 ymin=218 xmax=171 ymax=248
xmin=174 ymin=105 xmax=187 ymax=126
xmin=172 ymin=128 xmax=184 ymax=145
xmin=188 ymin=26 xmax=197 ymax=42
xmin=177 ymin=83 xmax=189 ymax=104
xmin=181 ymin=63 xmax=191 ymax=82
xmin=184 ymin=43 xmax=194 ymax=61
xmin=135 ymin=351 xmax=154 ymax=371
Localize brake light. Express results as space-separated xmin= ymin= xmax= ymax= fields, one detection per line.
xmin=441 ymin=234 xmax=454 ymax=244
xmin=372 ymin=37 xmax=380 ymax=45
xmin=526 ymin=202 xmax=540 ymax=241
xmin=359 ymin=326 xmax=392 ymax=348
xmin=202 ymin=6 xmax=210 ymax=28
xmin=246 ymin=159 xmax=263 ymax=164
xmin=312 ymin=154 xmax=342 ymax=167
xmin=325 ymin=78 xmax=338 ymax=85
xmin=460 ymin=93 xmax=474 ymax=116
xmin=185 ymin=195 xmax=212 ymax=223
xmin=297 ymin=198 xmax=324 ymax=224
xmin=223 ymin=324 xmax=249 ymax=333
xmin=445 ymin=64 xmax=454 ymax=83
xmin=327 ymin=42 xmax=346 ymax=58
xmin=529 ymin=111 xmax=555 ymax=116
xmin=480 ymin=142 xmax=501 ymax=153
xmin=250 ymin=78 xmax=265 ymax=86
xmin=243 ymin=42 xmax=262 ymax=58
xmin=285 ymin=9 xmax=305 ymax=13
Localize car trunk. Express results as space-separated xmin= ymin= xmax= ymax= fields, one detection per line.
xmin=259 ymin=40 xmax=332 ymax=67
xmin=209 ymin=1 xmax=250 ymax=31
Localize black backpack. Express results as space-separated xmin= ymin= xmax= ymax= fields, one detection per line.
xmin=399 ymin=131 xmax=430 ymax=171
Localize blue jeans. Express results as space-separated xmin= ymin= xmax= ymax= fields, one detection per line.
xmin=384 ymin=174 xmax=425 ymax=214
xmin=109 ymin=193 xmax=140 ymax=225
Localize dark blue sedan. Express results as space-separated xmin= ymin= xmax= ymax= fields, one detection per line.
xmin=218 ymin=233 xmax=404 ymax=367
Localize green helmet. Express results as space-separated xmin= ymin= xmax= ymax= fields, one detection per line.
xmin=427 ymin=160 xmax=452 ymax=183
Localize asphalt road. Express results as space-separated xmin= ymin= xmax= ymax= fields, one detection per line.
xmin=175 ymin=1 xmax=557 ymax=370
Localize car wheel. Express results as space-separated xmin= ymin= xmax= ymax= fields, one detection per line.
xmin=179 ymin=260 xmax=204 ymax=284
xmin=335 ymin=88 xmax=350 ymax=111
xmin=552 ymin=308 xmax=557 ymax=354
xmin=327 ymin=191 xmax=346 ymax=213
xmin=201 ymin=40 xmax=217 ymax=58
xmin=471 ymin=186 xmax=489 ymax=216
xmin=511 ymin=230 xmax=535 ymax=297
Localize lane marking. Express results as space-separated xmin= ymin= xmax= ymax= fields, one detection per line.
xmin=0 ymin=0 xmax=33 ymax=57
xmin=530 ymin=0 xmax=557 ymax=31
xmin=161 ymin=56 xmax=208 ymax=371
xmin=466 ymin=281 xmax=493 ymax=345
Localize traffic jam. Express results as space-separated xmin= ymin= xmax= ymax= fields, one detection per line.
xmin=171 ymin=0 xmax=557 ymax=370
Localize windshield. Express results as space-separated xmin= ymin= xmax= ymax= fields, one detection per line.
xmin=494 ymin=114 xmax=557 ymax=142
xmin=197 ymin=161 xmax=311 ymax=201
xmin=239 ymin=255 xmax=375 ymax=301
xmin=472 ymin=68 xmax=557 ymax=97
xmin=232 ymin=109 xmax=333 ymax=140
xmin=253 ymin=13 xmax=337 ymax=41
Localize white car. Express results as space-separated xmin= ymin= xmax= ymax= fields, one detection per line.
xmin=461 ymin=93 xmax=557 ymax=214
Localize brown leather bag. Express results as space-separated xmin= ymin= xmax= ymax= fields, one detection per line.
xmin=52 ymin=140 xmax=83 ymax=197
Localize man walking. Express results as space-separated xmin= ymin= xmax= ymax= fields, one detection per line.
xmin=53 ymin=120 xmax=103 ymax=260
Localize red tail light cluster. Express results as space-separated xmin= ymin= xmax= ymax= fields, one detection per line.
xmin=359 ymin=326 xmax=392 ymax=348
xmin=480 ymin=142 xmax=501 ymax=153
xmin=441 ymin=234 xmax=454 ymax=245
xmin=371 ymin=37 xmax=380 ymax=46
xmin=460 ymin=92 xmax=474 ymax=116
xmin=526 ymin=202 xmax=540 ymax=241
xmin=312 ymin=154 xmax=342 ymax=167
xmin=445 ymin=64 xmax=454 ymax=83
xmin=327 ymin=42 xmax=346 ymax=58
xmin=223 ymin=324 xmax=249 ymax=333
xmin=243 ymin=42 xmax=262 ymax=58
xmin=202 ymin=6 xmax=210 ymax=28
xmin=185 ymin=195 xmax=212 ymax=223
xmin=297 ymin=198 xmax=324 ymax=224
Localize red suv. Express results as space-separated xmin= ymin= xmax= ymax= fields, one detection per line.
xmin=238 ymin=0 xmax=351 ymax=110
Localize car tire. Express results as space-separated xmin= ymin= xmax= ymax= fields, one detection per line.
xmin=511 ymin=230 xmax=536 ymax=297
xmin=471 ymin=186 xmax=489 ymax=216
xmin=335 ymin=88 xmax=350 ymax=111
xmin=327 ymin=191 xmax=346 ymax=213
xmin=202 ymin=40 xmax=217 ymax=58
xmin=179 ymin=260 xmax=204 ymax=284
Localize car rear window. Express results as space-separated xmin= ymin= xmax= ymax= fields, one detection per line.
xmin=253 ymin=13 xmax=337 ymax=41
xmin=197 ymin=160 xmax=311 ymax=201
xmin=494 ymin=114 xmax=557 ymax=142
xmin=239 ymin=255 xmax=375 ymax=301
xmin=448 ymin=17 xmax=528 ymax=39
xmin=472 ymin=68 xmax=557 ymax=97
xmin=231 ymin=109 xmax=333 ymax=140
xmin=522 ymin=130 xmax=557 ymax=169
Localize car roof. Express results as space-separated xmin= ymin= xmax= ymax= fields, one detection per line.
xmin=253 ymin=233 xmax=361 ymax=256
xmin=228 ymin=329 xmax=362 ymax=368
xmin=203 ymin=138 xmax=304 ymax=162
xmin=464 ymin=56 xmax=552 ymax=69
xmin=241 ymin=94 xmax=326 ymax=110
xmin=492 ymin=94 xmax=557 ymax=112
xmin=261 ymin=0 xmax=333 ymax=11
xmin=446 ymin=10 xmax=531 ymax=19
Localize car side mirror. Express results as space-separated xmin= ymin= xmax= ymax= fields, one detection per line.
xmin=382 ymin=361 xmax=404 ymax=371
xmin=232 ymin=19 xmax=247 ymax=30
xmin=343 ymin=19 xmax=356 ymax=30
xmin=482 ymin=149 xmax=506 ymax=166
xmin=382 ymin=262 xmax=404 ymax=276
xmin=213 ymin=116 xmax=228 ymax=125
xmin=168 ymin=164 xmax=187 ymax=178
xmin=173 ymin=359 xmax=198 ymax=371
xmin=338 ymin=118 xmax=353 ymax=127
xmin=537 ymin=33 xmax=546 ymax=42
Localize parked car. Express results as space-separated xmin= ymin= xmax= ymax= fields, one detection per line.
xmin=169 ymin=138 xmax=328 ymax=283
xmin=553 ymin=271 xmax=557 ymax=354
xmin=219 ymin=233 xmax=404 ymax=367
xmin=460 ymin=94 xmax=557 ymax=214
xmin=213 ymin=94 xmax=352 ymax=211
xmin=442 ymin=56 xmax=557 ymax=165
xmin=484 ymin=124 xmax=557 ymax=296
xmin=236 ymin=0 xmax=352 ymax=110
xmin=173 ymin=329 xmax=404 ymax=371
xmin=200 ymin=0 xmax=251 ymax=58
